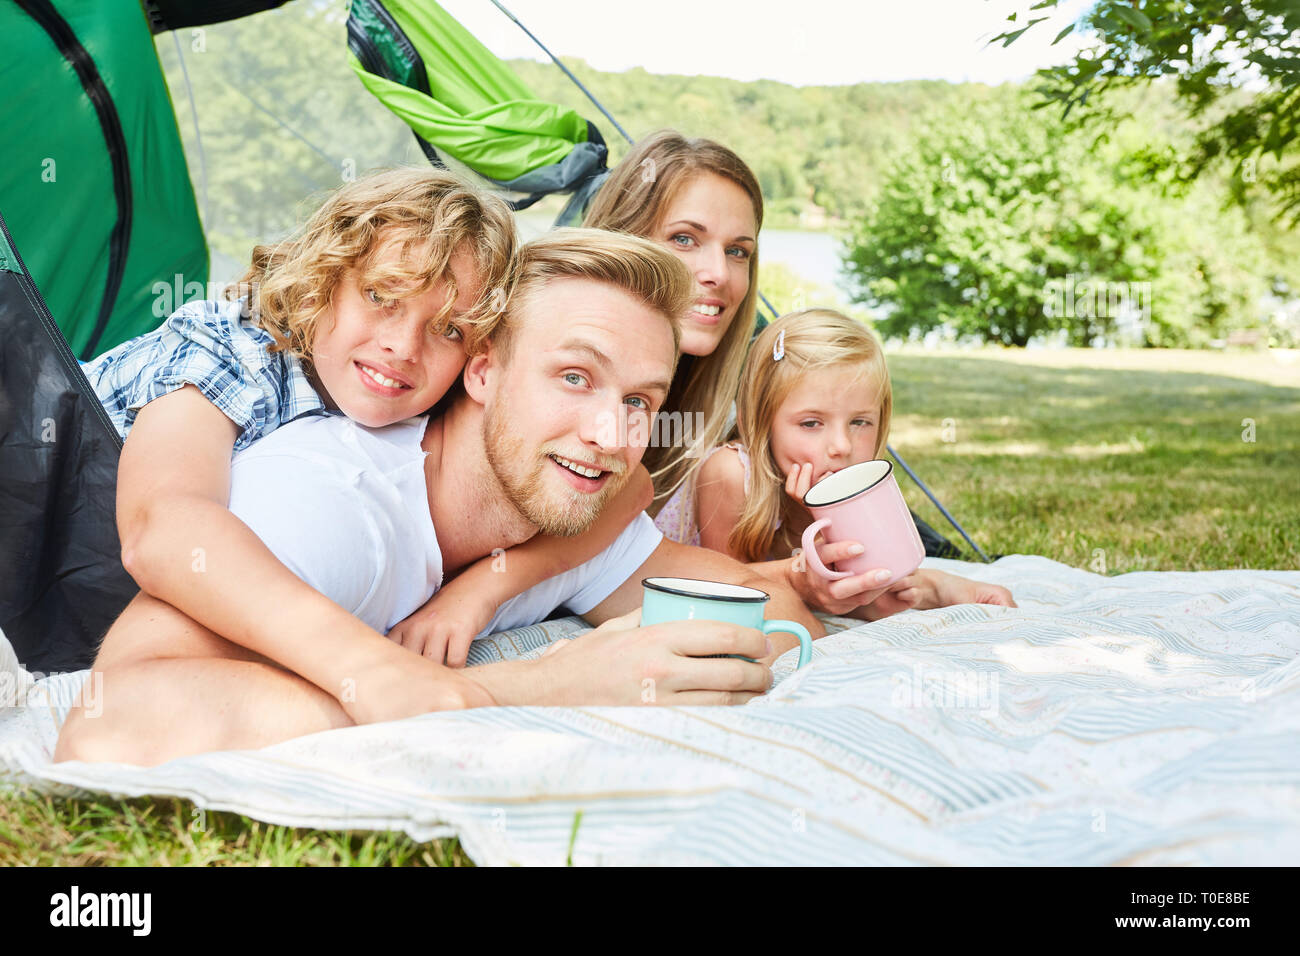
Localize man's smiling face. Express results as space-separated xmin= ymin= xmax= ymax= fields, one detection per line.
xmin=470 ymin=277 xmax=676 ymax=536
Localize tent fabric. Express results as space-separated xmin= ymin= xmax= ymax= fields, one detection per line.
xmin=348 ymin=0 xmax=608 ymax=219
xmin=141 ymin=0 xmax=289 ymax=33
xmin=0 ymin=213 xmax=137 ymax=674
xmin=2 ymin=0 xmax=207 ymax=359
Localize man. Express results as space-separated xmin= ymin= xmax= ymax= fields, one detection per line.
xmin=56 ymin=230 xmax=823 ymax=766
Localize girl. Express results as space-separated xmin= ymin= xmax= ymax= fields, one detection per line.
xmin=85 ymin=168 xmax=652 ymax=704
xmin=667 ymin=308 xmax=1015 ymax=619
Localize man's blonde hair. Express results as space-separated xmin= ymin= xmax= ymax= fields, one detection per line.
xmin=227 ymin=167 xmax=517 ymax=362
xmin=729 ymin=309 xmax=893 ymax=561
xmin=583 ymin=130 xmax=765 ymax=515
xmin=491 ymin=228 xmax=691 ymax=370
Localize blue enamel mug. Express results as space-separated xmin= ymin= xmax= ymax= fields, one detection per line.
xmin=640 ymin=577 xmax=813 ymax=669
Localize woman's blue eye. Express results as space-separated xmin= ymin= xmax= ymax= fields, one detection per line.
xmin=800 ymin=420 xmax=821 ymax=429
xmin=442 ymin=324 xmax=463 ymax=341
xmin=670 ymin=234 xmax=694 ymax=248
xmin=727 ymin=246 xmax=751 ymax=260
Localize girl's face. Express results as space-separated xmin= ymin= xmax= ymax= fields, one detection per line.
xmin=309 ymin=242 xmax=481 ymax=427
xmin=653 ymin=172 xmax=757 ymax=357
xmin=768 ymin=365 xmax=883 ymax=494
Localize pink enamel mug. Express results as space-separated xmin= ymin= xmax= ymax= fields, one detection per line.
xmin=800 ymin=460 xmax=925 ymax=586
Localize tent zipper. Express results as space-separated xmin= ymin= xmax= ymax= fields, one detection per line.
xmin=17 ymin=0 xmax=133 ymax=361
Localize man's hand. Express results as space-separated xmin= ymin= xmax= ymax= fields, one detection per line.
xmin=387 ymin=581 xmax=496 ymax=668
xmin=520 ymin=610 xmax=773 ymax=706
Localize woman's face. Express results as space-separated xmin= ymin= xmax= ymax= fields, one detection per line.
xmin=653 ymin=172 xmax=758 ymax=357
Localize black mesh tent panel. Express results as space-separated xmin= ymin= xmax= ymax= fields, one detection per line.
xmin=0 ymin=214 xmax=136 ymax=673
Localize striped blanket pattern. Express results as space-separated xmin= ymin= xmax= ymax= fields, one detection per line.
xmin=2 ymin=555 xmax=1298 ymax=865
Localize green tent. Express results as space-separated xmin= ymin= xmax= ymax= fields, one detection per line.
xmin=3 ymin=0 xmax=208 ymax=358
xmin=0 ymin=0 xmax=610 ymax=360
xmin=0 ymin=0 xmax=618 ymax=671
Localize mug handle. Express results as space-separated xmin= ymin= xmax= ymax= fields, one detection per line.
xmin=801 ymin=518 xmax=851 ymax=581
xmin=762 ymin=620 xmax=812 ymax=669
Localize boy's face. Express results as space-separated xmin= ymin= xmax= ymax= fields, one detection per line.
xmin=309 ymin=242 xmax=482 ymax=427
xmin=769 ymin=365 xmax=883 ymax=492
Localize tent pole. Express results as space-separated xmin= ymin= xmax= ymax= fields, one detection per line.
xmin=888 ymin=444 xmax=992 ymax=563
xmin=488 ymin=0 xmax=635 ymax=145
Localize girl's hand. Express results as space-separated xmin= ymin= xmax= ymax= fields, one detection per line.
xmin=789 ymin=538 xmax=899 ymax=616
xmin=784 ymin=462 xmax=816 ymax=505
xmin=387 ymin=583 xmax=496 ymax=668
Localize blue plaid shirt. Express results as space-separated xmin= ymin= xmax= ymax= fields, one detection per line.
xmin=82 ymin=298 xmax=326 ymax=451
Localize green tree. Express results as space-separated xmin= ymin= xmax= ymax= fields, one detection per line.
xmin=842 ymin=89 xmax=1275 ymax=346
xmin=995 ymin=0 xmax=1300 ymax=221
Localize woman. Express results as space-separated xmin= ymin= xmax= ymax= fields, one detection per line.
xmin=584 ymin=131 xmax=1014 ymax=615
xmin=584 ymin=130 xmax=761 ymax=528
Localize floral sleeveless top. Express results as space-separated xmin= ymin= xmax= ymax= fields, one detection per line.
xmin=653 ymin=443 xmax=781 ymax=547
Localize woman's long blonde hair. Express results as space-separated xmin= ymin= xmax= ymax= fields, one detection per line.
xmin=583 ymin=130 xmax=763 ymax=514
xmin=730 ymin=309 xmax=894 ymax=562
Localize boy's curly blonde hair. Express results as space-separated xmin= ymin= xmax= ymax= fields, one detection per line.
xmin=226 ymin=167 xmax=517 ymax=362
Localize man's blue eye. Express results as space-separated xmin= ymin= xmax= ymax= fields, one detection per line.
xmin=626 ymin=397 xmax=647 ymax=409
xmin=564 ymin=372 xmax=585 ymax=386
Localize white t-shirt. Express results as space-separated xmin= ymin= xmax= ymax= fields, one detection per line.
xmin=226 ymin=413 xmax=663 ymax=636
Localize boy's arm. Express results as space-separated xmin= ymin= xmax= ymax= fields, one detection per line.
xmin=848 ymin=568 xmax=1016 ymax=620
xmin=388 ymin=463 xmax=655 ymax=666
xmin=117 ymin=386 xmax=491 ymax=714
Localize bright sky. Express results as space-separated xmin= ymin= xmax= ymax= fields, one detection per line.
xmin=439 ymin=0 xmax=1097 ymax=86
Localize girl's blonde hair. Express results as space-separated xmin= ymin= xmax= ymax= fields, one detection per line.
xmin=227 ymin=167 xmax=517 ymax=363
xmin=583 ymin=130 xmax=763 ymax=514
xmin=729 ymin=308 xmax=893 ymax=562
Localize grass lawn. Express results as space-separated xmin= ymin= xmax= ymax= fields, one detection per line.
xmin=889 ymin=347 xmax=1300 ymax=572
xmin=4 ymin=347 xmax=1297 ymax=865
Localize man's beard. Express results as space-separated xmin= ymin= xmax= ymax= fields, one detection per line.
xmin=483 ymin=396 xmax=625 ymax=537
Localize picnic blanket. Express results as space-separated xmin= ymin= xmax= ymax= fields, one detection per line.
xmin=2 ymin=554 xmax=1299 ymax=865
